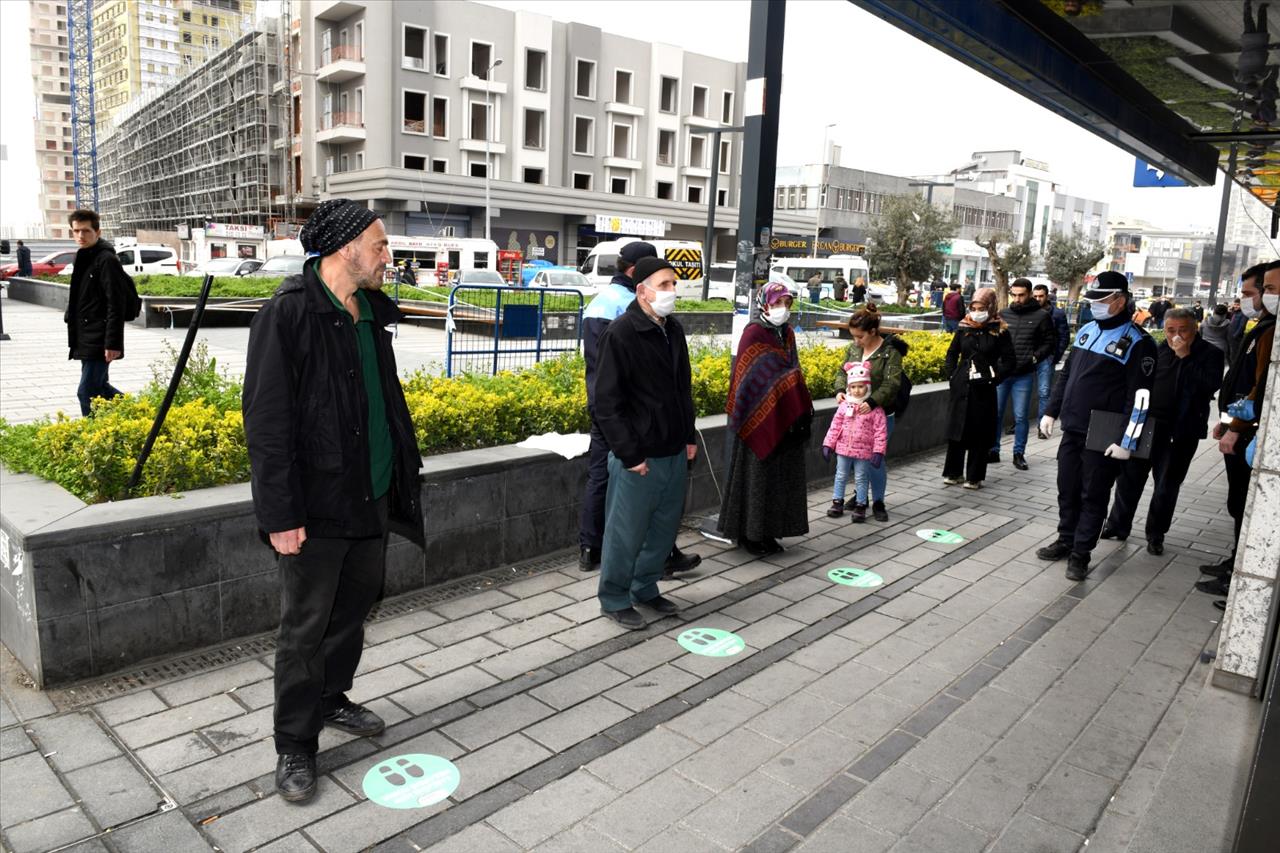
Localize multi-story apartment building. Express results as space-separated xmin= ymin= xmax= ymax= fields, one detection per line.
xmin=1107 ymin=216 xmax=1252 ymax=297
xmin=28 ymin=0 xmax=74 ymax=239
xmin=1225 ymin=184 xmax=1279 ymax=265
xmin=296 ymin=0 xmax=810 ymax=265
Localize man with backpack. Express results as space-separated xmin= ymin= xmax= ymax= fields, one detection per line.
xmin=66 ymin=209 xmax=139 ymax=416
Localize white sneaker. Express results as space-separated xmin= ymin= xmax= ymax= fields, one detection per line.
xmin=963 ymin=481 xmax=982 ymax=490
xmin=943 ymin=476 xmax=964 ymax=485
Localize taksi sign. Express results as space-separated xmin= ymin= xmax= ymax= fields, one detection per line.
xmin=206 ymin=222 xmax=265 ymax=240
xmin=595 ymin=214 xmax=665 ymax=237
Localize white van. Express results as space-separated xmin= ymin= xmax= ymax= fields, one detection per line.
xmin=580 ymin=238 xmax=705 ymax=299
xmin=770 ymin=255 xmax=888 ymax=303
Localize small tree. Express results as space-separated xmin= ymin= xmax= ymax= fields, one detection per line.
xmin=974 ymin=232 xmax=1032 ymax=304
xmin=865 ymin=194 xmax=956 ymax=305
xmin=1044 ymin=230 xmax=1108 ymax=303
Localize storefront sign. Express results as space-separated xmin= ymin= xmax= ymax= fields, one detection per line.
xmin=595 ymin=214 xmax=665 ymax=237
xmin=206 ymin=222 xmax=265 ymax=240
xmin=501 ymin=228 xmax=559 ymax=264
xmin=769 ymin=234 xmax=865 ymax=257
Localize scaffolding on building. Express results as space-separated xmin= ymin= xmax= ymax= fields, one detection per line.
xmin=68 ymin=0 xmax=99 ymax=210
xmin=97 ymin=27 xmax=281 ymax=234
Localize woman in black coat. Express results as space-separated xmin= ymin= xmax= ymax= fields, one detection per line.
xmin=942 ymin=287 xmax=1016 ymax=489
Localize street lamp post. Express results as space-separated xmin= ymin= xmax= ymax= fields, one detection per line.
xmin=689 ymin=124 xmax=744 ymax=299
xmin=484 ymin=57 xmax=504 ymax=244
xmin=813 ymin=123 xmax=836 ymax=257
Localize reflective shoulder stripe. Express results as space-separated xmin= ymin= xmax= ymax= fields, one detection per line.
xmin=583 ymin=284 xmax=634 ymax=321
xmin=1122 ymin=388 xmax=1150 ymax=451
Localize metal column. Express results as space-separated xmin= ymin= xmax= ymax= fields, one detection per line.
xmin=1208 ymin=144 xmax=1238 ymax=308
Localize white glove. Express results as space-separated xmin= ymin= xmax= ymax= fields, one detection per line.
xmin=1039 ymin=416 xmax=1055 ymax=438
xmin=1104 ymin=443 xmax=1131 ymax=460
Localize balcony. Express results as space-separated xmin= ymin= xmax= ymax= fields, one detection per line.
xmin=605 ymin=101 xmax=645 ymax=118
xmin=682 ymin=114 xmax=721 ymax=130
xmin=459 ymin=74 xmax=508 ymax=95
xmin=459 ymin=138 xmax=507 ymax=155
xmin=604 ymin=155 xmax=642 ymax=171
xmin=317 ymin=112 xmax=366 ymax=144
xmin=316 ymin=45 xmax=364 ymax=83
xmin=313 ymin=0 xmax=365 ymax=22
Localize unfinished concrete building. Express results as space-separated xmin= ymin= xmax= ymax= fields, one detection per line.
xmin=97 ymin=26 xmax=282 ymax=235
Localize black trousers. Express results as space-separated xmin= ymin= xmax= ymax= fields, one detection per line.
xmin=1056 ymin=430 xmax=1124 ymax=558
xmin=943 ymin=439 xmax=989 ymax=484
xmin=1224 ymin=449 xmax=1253 ymax=560
xmin=579 ymin=414 xmax=609 ymax=551
xmin=274 ymin=497 xmax=388 ymax=755
xmin=1105 ymin=428 xmax=1200 ymax=539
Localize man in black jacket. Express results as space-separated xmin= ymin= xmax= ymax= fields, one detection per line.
xmin=990 ymin=278 xmax=1053 ymax=470
xmin=65 ymin=209 xmax=128 ymax=416
xmin=243 ymin=199 xmax=425 ymax=804
xmin=1100 ymin=308 xmax=1224 ymax=554
xmin=1032 ymin=284 xmax=1070 ymax=437
xmin=593 ymin=256 xmax=697 ymax=630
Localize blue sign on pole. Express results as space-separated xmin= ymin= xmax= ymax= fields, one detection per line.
xmin=1125 ymin=271 xmax=1134 ymax=285
xmin=1133 ymin=159 xmax=1188 ymax=187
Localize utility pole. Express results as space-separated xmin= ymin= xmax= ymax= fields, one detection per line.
xmin=691 ymin=124 xmax=744 ymax=299
xmin=1208 ymin=143 xmax=1238 ymax=308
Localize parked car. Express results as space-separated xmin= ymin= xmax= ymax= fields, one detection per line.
xmin=520 ymin=259 xmax=556 ymax=286
xmin=529 ymin=268 xmax=595 ymax=295
xmin=455 ymin=269 xmax=506 ymax=286
xmin=64 ymin=243 xmax=181 ymax=278
xmin=0 ymin=249 xmax=78 ymax=279
xmin=182 ymin=257 xmax=263 ymax=278
xmin=245 ymin=255 xmax=307 ymax=279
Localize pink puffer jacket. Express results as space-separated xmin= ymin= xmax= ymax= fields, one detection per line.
xmin=823 ymin=400 xmax=888 ymax=460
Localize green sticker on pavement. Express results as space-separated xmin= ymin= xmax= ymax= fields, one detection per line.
xmin=362 ymin=754 xmax=460 ymax=809
xmin=828 ymin=567 xmax=883 ymax=588
xmin=678 ymin=627 xmax=746 ymax=657
xmin=917 ymin=529 xmax=965 ymax=544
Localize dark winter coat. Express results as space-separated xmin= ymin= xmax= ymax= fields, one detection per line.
xmin=1047 ymin=306 xmax=1156 ymax=439
xmin=16 ymin=244 xmax=32 ymax=276
xmin=242 ymin=261 xmax=424 ymax=547
xmin=831 ymin=334 xmax=907 ymax=413
xmin=65 ymin=239 xmax=128 ymax=360
xmin=1149 ymin=335 xmax=1224 ymax=441
xmin=944 ymin=323 xmax=1016 ymax=444
xmin=1000 ymin=300 xmax=1054 ymax=375
xmin=1048 ymin=305 xmax=1070 ymax=362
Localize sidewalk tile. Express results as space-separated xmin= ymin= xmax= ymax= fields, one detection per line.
xmin=585 ymin=727 xmax=700 ymax=792
xmin=664 ymin=690 xmax=768 ymax=746
xmin=407 ymin=636 xmax=506 ymax=678
xmin=29 ymin=713 xmax=121 ymax=773
xmin=989 ymin=813 xmax=1085 ymax=853
xmin=525 ymin=696 xmax=632 ymax=752
xmin=634 ymin=825 xmax=733 ymax=853
xmin=761 ymin=726 xmax=863 ymax=793
xmin=533 ymin=821 xmax=628 ymax=853
xmin=0 ymin=752 xmax=76 ymax=826
xmin=441 ymin=694 xmax=555 ymax=751
xmin=843 ymin=763 xmax=948 ymax=834
xmin=161 ymin=738 xmax=275 ymax=803
xmin=795 ymin=816 xmax=895 ymax=853
xmin=487 ymin=769 xmax=618 ymax=848
xmin=747 ymin=692 xmax=843 ymax=745
xmin=477 ymin=637 xmax=574 ymax=681
xmin=453 ymin=733 xmax=552 ymax=801
xmin=155 ymin=660 xmax=273 ymax=707
xmin=1024 ymin=764 xmax=1117 ymax=835
xmin=114 ymin=695 xmax=244 ymax=749
xmin=3 ymin=807 xmax=95 ymax=853
xmin=389 ymin=665 xmax=499 ymax=716
xmin=587 ymin=769 xmax=714 ymax=848
xmin=419 ymin=611 xmax=510 ymax=647
xmin=896 ymin=811 xmax=989 ymax=853
xmin=65 ymin=755 xmax=161 ymax=828
xmin=605 ymin=664 xmax=700 ymax=712
xmin=732 ymin=660 xmax=820 ymax=705
xmin=489 ymin=613 xmax=575 ymax=649
xmin=355 ymin=635 xmax=436 ymax=675
xmin=680 ymin=769 xmax=806 ymax=850
xmin=94 ymin=691 xmax=167 ymax=726
xmin=494 ymin=590 xmax=577 ymax=622
xmin=110 ymin=810 xmax=214 ymax=852
xmin=204 ymin=783 xmax=354 ymax=853
xmin=421 ymin=822 xmax=520 ymax=853
xmin=136 ymin=732 xmax=218 ymax=775
xmin=676 ymin=727 xmax=787 ymax=792
xmin=529 ymin=661 xmax=629 ymax=710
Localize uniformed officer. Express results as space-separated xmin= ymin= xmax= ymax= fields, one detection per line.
xmin=1036 ymin=271 xmax=1156 ymax=581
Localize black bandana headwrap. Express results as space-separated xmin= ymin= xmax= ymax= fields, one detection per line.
xmin=299 ymin=198 xmax=379 ymax=256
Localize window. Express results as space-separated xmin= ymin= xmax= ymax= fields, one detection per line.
xmin=799 ymin=186 xmax=808 ymax=208
xmin=325 ymin=157 xmax=334 ymax=176
xmin=787 ymin=187 xmax=797 ymax=209
xmin=717 ymin=188 xmax=728 ymax=206
xmin=524 ymin=109 xmax=545 ymax=149
xmin=471 ymin=41 xmax=493 ymax=78
xmin=687 ymin=183 xmax=703 ymax=204
xmin=660 ymin=76 xmax=678 ymax=113
xmin=573 ymin=116 xmax=594 ymax=155
xmin=718 ymin=139 xmax=731 ymax=174
xmin=575 ymin=59 xmax=595 ymax=99
xmin=469 ymin=161 xmax=488 ymax=178
xmin=523 ymin=167 xmax=543 ymax=184
xmin=181 ymin=10 xmax=190 ymax=21
xmin=612 ymin=122 xmax=631 ymax=159
xmin=182 ymin=32 xmax=191 ymax=44
xmin=210 ymin=15 xmax=218 ymax=26
xmin=340 ymin=154 xmax=349 ymax=172
xmin=403 ymin=90 xmax=426 ymax=133
xmin=432 ymin=159 xmax=448 ymax=173
xmin=656 ymin=181 xmax=674 ymax=200
xmin=469 ymin=101 xmax=490 ymax=140
xmin=692 ymin=85 xmax=707 ymax=117
xmin=688 ymin=135 xmax=705 ymax=168
xmin=525 ymin=49 xmax=546 ymax=91
xmin=403 ymin=26 xmax=427 ymax=70
xmin=658 ymin=130 xmax=675 ymax=166
xmin=356 ymin=152 xmax=364 ymax=170
xmin=721 ymin=91 xmax=733 ymax=123
xmin=432 ymin=96 xmax=448 ymax=138
xmin=405 ymin=155 xmax=426 ymax=170
xmin=615 ymin=69 xmax=632 ymax=104
xmin=434 ymin=33 xmax=450 ymax=76
xmin=573 ymin=172 xmax=592 ymax=191
xmin=610 ymin=175 xmax=629 ymax=195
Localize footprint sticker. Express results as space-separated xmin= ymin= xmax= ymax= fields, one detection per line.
xmin=916 ymin=529 xmax=965 ymax=544
xmin=678 ymin=627 xmax=746 ymax=657
xmin=828 ymin=567 xmax=883 ymax=588
xmin=379 ymin=763 xmax=406 ymax=786
xmin=362 ymin=754 xmax=460 ymax=809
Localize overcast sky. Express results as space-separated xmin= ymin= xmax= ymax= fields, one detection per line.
xmin=0 ymin=0 xmax=1253 ymax=239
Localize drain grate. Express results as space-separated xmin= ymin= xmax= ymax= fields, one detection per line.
xmin=44 ymin=548 xmax=578 ymax=709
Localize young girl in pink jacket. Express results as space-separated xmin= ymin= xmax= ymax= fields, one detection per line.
xmin=823 ymin=362 xmax=889 ymax=522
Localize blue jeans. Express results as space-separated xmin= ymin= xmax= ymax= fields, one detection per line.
xmin=868 ymin=414 xmax=894 ymax=502
xmin=832 ymin=455 xmax=874 ymax=505
xmin=942 ymin=318 xmax=959 ymax=333
xmin=77 ymin=358 xmax=122 ymax=417
xmin=1035 ymin=359 xmax=1054 ymax=419
xmin=992 ymin=372 xmax=1034 ymax=456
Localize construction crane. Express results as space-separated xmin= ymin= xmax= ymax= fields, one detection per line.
xmin=67 ymin=0 xmax=99 ymax=210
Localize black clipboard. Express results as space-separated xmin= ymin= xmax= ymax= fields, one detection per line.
xmin=1085 ymin=410 xmax=1157 ymax=460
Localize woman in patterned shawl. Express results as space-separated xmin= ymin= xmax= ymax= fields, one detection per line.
xmin=718 ymin=282 xmax=814 ymax=555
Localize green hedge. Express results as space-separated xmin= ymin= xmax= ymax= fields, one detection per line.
xmin=0 ymin=333 xmax=952 ymax=503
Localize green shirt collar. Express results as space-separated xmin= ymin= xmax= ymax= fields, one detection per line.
xmin=314 ymin=259 xmax=372 ymax=321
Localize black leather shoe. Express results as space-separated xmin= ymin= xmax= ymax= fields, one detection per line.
xmin=871 ymin=501 xmax=889 ymax=522
xmin=276 ymin=753 xmax=317 ymax=802
xmin=1146 ymin=537 xmax=1164 ymax=556
xmin=1037 ymin=428 xmax=1048 ymax=440
xmin=1012 ymin=453 xmax=1029 ymax=471
xmin=601 ymin=606 xmax=645 ymax=629
xmin=740 ymin=538 xmax=772 ymax=556
xmin=1036 ymin=540 xmax=1072 ymax=561
xmin=1065 ymin=553 xmax=1091 ymax=582
xmin=636 ymin=594 xmax=679 ymax=615
xmin=323 ymin=702 xmax=385 ymax=737
xmin=987 ymin=450 xmax=1001 ymax=463
xmin=1196 ymin=576 xmax=1231 ymax=596
xmin=1099 ymin=524 xmax=1128 ymax=541
xmin=579 ymin=547 xmax=601 ymax=572
xmin=826 ymin=498 xmax=845 ymax=517
xmin=1213 ymin=599 xmax=1227 ymax=611
xmin=665 ymin=547 xmax=702 ymax=575
xmin=1199 ymin=558 xmax=1233 ymax=579
xmin=763 ymin=537 xmax=785 ymax=554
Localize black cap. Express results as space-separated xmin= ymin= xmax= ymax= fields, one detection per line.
xmin=1083 ymin=270 xmax=1129 ymax=301
xmin=618 ymin=241 xmax=657 ymax=268
xmin=632 ymin=256 xmax=674 ymax=286
xmin=300 ymin=198 xmax=379 ymax=256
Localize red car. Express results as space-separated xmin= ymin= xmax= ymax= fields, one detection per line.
xmin=0 ymin=249 xmax=79 ymax=279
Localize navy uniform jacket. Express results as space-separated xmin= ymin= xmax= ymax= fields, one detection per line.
xmin=583 ymin=272 xmax=636 ymax=407
xmin=1046 ymin=307 xmax=1156 ymax=451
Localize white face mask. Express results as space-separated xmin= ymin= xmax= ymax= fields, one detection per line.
xmin=968 ymin=310 xmax=988 ymax=324
xmin=648 ymin=289 xmax=677 ymax=317
xmin=767 ymin=305 xmax=791 ymax=326
xmin=1263 ymin=293 xmax=1279 ymax=315
xmin=1240 ymin=297 xmax=1261 ymax=319
xmin=1090 ymin=300 xmax=1116 ymax=321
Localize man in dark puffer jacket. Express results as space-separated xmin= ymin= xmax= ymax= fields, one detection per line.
xmin=990 ymin=278 xmax=1053 ymax=470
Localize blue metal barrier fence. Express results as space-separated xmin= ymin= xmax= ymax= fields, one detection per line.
xmin=445 ymin=285 xmax=585 ymax=377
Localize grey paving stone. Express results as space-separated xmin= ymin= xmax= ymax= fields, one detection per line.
xmin=419 ymin=611 xmax=511 ymax=647
xmin=1024 ymin=763 xmax=1117 ymax=835
xmin=109 ymin=810 xmax=215 ymax=852
xmin=65 ymin=756 xmax=162 ymax=828
xmin=989 ymin=658 xmax=1065 ymax=702
xmin=533 ymin=820 xmax=629 ymax=853
xmin=603 ymin=632 xmax=693 ymax=676
xmin=202 ymin=782 xmax=354 ymax=853
xmin=803 ymin=659 xmax=889 ymax=707
xmin=494 ymin=590 xmax=577 ymax=622
xmin=453 ymin=733 xmax=552 ymax=801
xmin=389 ymin=665 xmax=500 ymax=716
xmin=249 ymin=833 xmax=322 ymax=853
xmin=94 ymin=691 xmax=167 ymax=726
xmin=846 ymin=730 xmax=920 ymax=783
xmin=585 ymin=768 xmax=713 ymax=848
xmin=901 ymin=718 xmax=996 ymax=783
xmin=778 ymin=594 xmax=849 ymax=625
xmin=605 ymin=663 xmax=701 ymax=712
xmin=662 ymin=690 xmax=767 ymax=746
xmin=723 ymin=591 xmax=794 ymax=622
xmin=347 ymin=663 xmax=425 ymax=708
xmin=633 ymin=824 xmax=734 ymax=853
xmin=135 ymin=732 xmax=218 ymax=775
xmin=230 ymin=678 xmax=275 ymax=711
xmin=680 ymin=769 xmax=807 ymax=850
xmin=161 ymin=738 xmax=276 ymax=804
xmin=737 ymin=614 xmax=808 ymax=649
xmin=406 ymin=636 xmax=507 ymax=678
xmin=895 ymin=810 xmax=990 ymax=853
xmin=0 ymin=724 xmax=36 ymax=760
xmin=936 ymin=763 xmax=1038 ymax=835
xmin=856 ymin=635 xmax=933 ymax=675
xmin=989 ymin=812 xmax=1086 ymax=853
xmin=585 ymin=727 xmax=701 ymax=792
xmin=305 ymin=796 xmax=452 ymax=853
xmin=486 ymin=769 xmax=618 ymax=848
xmin=825 ymin=691 xmax=916 ymax=750
xmin=0 ymin=751 xmax=76 ymax=826
xmin=732 ymin=660 xmax=821 ymax=706
xmin=745 ymin=688 xmax=842 ymax=745
xmin=525 ymin=696 xmax=633 ymax=753
xmin=781 ymin=772 xmax=865 ymax=835
xmin=362 ymin=608 xmax=446 ymax=644
xmin=3 ymin=806 xmax=96 ymax=853
xmin=488 ymin=613 xmax=575 ymax=649
xmin=354 ymin=635 xmax=436 ymax=675
xmin=874 ymin=662 xmax=955 ymax=707
xmin=113 ymin=695 xmax=244 ymax=749
xmin=477 ymin=637 xmax=575 ymax=681
xmin=843 ymin=763 xmax=949 ymax=834
xmin=876 ymin=591 xmax=940 ymax=622
xmin=676 ymin=726 xmax=787 ymax=792
xmin=946 ymin=685 xmax=1032 ymax=739
xmin=788 ymin=633 xmax=866 ymax=674
xmin=155 ymin=660 xmax=274 ymax=707
xmin=440 ymin=693 xmax=555 ymax=751
xmin=835 ymin=612 xmax=905 ymax=646
xmin=529 ymin=660 xmax=630 ymax=710
xmin=901 ymin=692 xmax=963 ymax=738
xmin=742 ymin=826 xmax=802 ymax=853
xmin=430 ymin=588 xmax=517 ymax=621
xmin=760 ymin=726 xmax=864 ymax=793
xmin=795 ymin=815 xmax=896 ymax=853
xmin=418 ymin=822 xmax=521 ymax=853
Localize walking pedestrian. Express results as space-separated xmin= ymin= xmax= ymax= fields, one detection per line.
xmin=833 ymin=274 xmax=848 ymax=302
xmin=989 ymin=278 xmax=1053 ymax=470
xmin=242 ymin=199 xmax=426 ymax=803
xmin=1037 ymin=271 xmax=1156 ymax=581
xmin=1197 ymin=261 xmax=1277 ymax=595
xmin=1227 ymin=298 xmax=1247 ymax=366
xmin=65 ymin=209 xmax=128 ymax=416
xmin=1100 ymin=308 xmax=1223 ymax=554
xmin=830 ymin=304 xmax=907 ymax=521
xmin=719 ymin=282 xmax=814 ymax=553
xmin=1200 ymin=302 xmax=1230 ymax=353
xmin=942 ymin=281 xmax=964 ymax=333
xmin=824 ymin=362 xmax=888 ymax=521
xmin=851 ymin=275 xmax=867 ymax=305
xmin=1150 ymin=294 xmax=1170 ymax=329
xmin=941 ymin=287 xmax=1015 ymax=488
xmin=16 ymin=240 xmax=32 ymax=277
xmin=1033 ymin=284 xmax=1069 ymax=435
xmin=578 ymin=241 xmax=701 ymax=575
xmin=593 ymin=256 xmax=698 ymax=629
xmin=1192 ymin=300 xmax=1205 ymax=321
